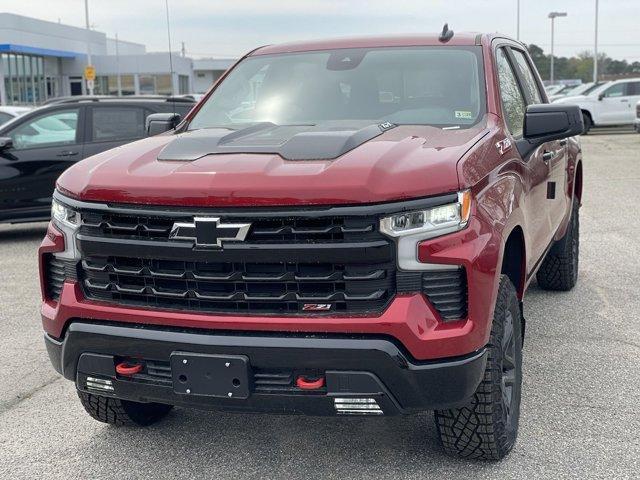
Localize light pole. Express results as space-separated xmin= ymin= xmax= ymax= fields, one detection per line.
xmin=593 ymin=0 xmax=599 ymax=82
xmin=548 ymin=11 xmax=567 ymax=85
xmin=84 ymin=0 xmax=94 ymax=95
xmin=516 ymin=0 xmax=520 ymax=41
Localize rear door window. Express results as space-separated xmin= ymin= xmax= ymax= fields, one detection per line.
xmin=91 ymin=106 xmax=146 ymax=142
xmin=627 ymin=82 xmax=640 ymax=96
xmin=510 ymin=49 xmax=543 ymax=104
xmin=496 ymin=48 xmax=526 ymax=138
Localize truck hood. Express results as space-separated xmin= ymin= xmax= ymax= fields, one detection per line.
xmin=57 ymin=122 xmax=489 ymax=207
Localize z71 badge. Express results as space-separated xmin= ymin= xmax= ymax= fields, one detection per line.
xmin=496 ymin=137 xmax=512 ymax=155
xmin=302 ymin=304 xmax=332 ymax=311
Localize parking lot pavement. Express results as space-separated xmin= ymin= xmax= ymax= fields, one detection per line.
xmin=1 ymin=133 xmax=639 ymax=479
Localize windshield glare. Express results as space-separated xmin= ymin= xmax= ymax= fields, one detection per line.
xmin=189 ymin=46 xmax=485 ymax=130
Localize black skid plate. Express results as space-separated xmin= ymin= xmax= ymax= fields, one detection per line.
xmin=170 ymin=352 xmax=251 ymax=399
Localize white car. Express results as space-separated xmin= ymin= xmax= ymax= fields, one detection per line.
xmin=0 ymin=106 xmax=32 ymax=126
xmin=555 ymin=78 xmax=640 ymax=133
xmin=549 ymin=82 xmax=607 ymax=102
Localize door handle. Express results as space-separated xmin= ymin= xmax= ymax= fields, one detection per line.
xmin=620 ymin=99 xmax=629 ymax=103
xmin=56 ymin=151 xmax=79 ymax=157
xmin=542 ymin=151 xmax=555 ymax=163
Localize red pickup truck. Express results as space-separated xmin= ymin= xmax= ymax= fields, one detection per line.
xmin=40 ymin=30 xmax=583 ymax=460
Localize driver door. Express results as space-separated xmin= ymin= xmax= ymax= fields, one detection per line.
xmin=597 ymin=82 xmax=631 ymax=125
xmin=0 ymin=107 xmax=84 ymax=220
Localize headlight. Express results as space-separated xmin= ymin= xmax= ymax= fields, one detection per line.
xmin=380 ymin=191 xmax=471 ymax=271
xmin=51 ymin=198 xmax=79 ymax=228
xmin=380 ymin=191 xmax=471 ymax=238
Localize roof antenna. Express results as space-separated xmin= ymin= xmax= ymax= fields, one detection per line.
xmin=164 ymin=0 xmax=176 ymax=121
xmin=439 ymin=23 xmax=454 ymax=42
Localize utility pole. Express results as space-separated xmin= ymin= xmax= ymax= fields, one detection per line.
xmin=115 ymin=32 xmax=122 ymax=96
xmin=548 ymin=12 xmax=567 ymax=85
xmin=516 ymin=0 xmax=520 ymax=41
xmin=84 ymin=0 xmax=94 ymax=95
xmin=593 ymin=0 xmax=599 ymax=82
xmin=181 ymin=41 xmax=186 ymax=57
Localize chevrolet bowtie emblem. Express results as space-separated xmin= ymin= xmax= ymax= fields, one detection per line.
xmin=169 ymin=217 xmax=251 ymax=248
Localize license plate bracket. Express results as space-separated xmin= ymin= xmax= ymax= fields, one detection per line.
xmin=170 ymin=352 xmax=251 ymax=399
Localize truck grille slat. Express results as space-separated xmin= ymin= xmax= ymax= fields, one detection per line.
xmin=78 ymin=208 xmax=396 ymax=315
xmin=81 ymin=212 xmax=380 ymax=244
xmin=81 ymin=257 xmax=393 ymax=313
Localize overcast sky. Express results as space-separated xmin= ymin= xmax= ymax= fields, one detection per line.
xmin=3 ymin=0 xmax=639 ymax=61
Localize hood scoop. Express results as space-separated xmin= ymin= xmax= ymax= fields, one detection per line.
xmin=157 ymin=122 xmax=394 ymax=162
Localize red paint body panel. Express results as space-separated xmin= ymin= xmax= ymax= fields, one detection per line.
xmin=56 ymin=124 xmax=487 ymax=208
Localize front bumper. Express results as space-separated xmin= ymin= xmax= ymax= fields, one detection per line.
xmin=46 ymin=322 xmax=487 ymax=414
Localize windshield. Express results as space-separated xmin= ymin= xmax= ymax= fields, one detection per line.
xmin=189 ymin=46 xmax=485 ymax=130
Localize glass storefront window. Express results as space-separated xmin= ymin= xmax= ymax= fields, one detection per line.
xmin=94 ymin=75 xmax=135 ymax=96
xmin=1 ymin=52 xmax=46 ymax=105
xmin=139 ymin=75 xmax=155 ymax=95
xmin=156 ymin=75 xmax=172 ymax=95
xmin=179 ymin=75 xmax=189 ymax=94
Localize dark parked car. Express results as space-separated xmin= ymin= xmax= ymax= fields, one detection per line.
xmin=0 ymin=97 xmax=195 ymax=223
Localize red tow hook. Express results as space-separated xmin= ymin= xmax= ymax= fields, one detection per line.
xmin=296 ymin=375 xmax=325 ymax=390
xmin=115 ymin=362 xmax=143 ymax=376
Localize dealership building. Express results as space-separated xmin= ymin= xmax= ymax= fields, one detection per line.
xmin=0 ymin=13 xmax=235 ymax=105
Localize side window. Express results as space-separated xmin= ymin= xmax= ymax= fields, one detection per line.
xmin=496 ymin=48 xmax=526 ymax=138
xmin=510 ymin=49 xmax=543 ymax=104
xmin=0 ymin=112 xmax=13 ymax=125
xmin=602 ymin=83 xmax=626 ymax=98
xmin=91 ymin=107 xmax=146 ymax=142
xmin=628 ymin=82 xmax=640 ymax=96
xmin=8 ymin=109 xmax=79 ymax=150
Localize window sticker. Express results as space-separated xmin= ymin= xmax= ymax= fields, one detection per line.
xmin=455 ymin=111 xmax=473 ymax=119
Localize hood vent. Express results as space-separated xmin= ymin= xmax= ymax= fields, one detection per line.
xmin=157 ymin=122 xmax=394 ymax=162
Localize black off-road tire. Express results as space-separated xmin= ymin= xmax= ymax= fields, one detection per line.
xmin=581 ymin=112 xmax=592 ymax=134
xmin=536 ymin=200 xmax=579 ymax=291
xmin=434 ymin=276 xmax=523 ymax=460
xmin=78 ymin=391 xmax=173 ymax=426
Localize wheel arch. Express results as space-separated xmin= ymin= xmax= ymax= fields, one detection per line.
xmin=574 ymin=160 xmax=583 ymax=204
xmin=500 ymin=225 xmax=526 ymax=299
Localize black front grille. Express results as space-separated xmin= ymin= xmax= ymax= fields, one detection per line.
xmin=80 ymin=211 xmax=379 ymax=244
xmin=421 ymin=269 xmax=468 ymax=320
xmin=80 ymin=255 xmax=395 ymax=315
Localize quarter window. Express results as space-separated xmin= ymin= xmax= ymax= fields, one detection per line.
xmin=510 ymin=49 xmax=542 ymax=104
xmin=496 ymin=48 xmax=526 ymax=137
xmin=91 ymin=107 xmax=146 ymax=142
xmin=8 ymin=109 xmax=79 ymax=150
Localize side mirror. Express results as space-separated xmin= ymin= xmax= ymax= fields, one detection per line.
xmin=598 ymin=93 xmax=605 ymax=101
xmin=516 ymin=104 xmax=584 ymax=158
xmin=0 ymin=137 xmax=13 ymax=150
xmin=145 ymin=113 xmax=181 ymax=136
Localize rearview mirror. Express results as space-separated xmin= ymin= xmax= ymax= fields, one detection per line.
xmin=146 ymin=113 xmax=182 ymax=136
xmin=516 ymin=104 xmax=583 ymax=158
xmin=0 ymin=137 xmax=13 ymax=150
